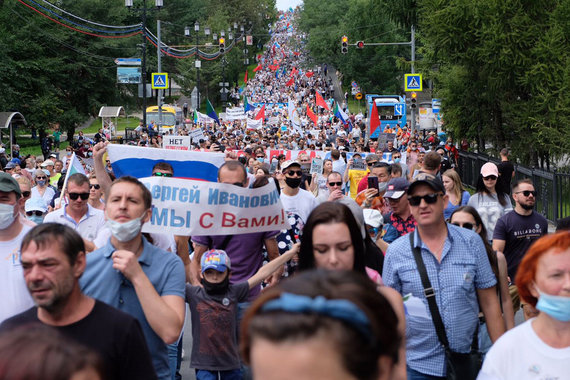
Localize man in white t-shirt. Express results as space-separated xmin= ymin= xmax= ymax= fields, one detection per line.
xmin=0 ymin=172 xmax=34 ymax=324
xmin=43 ymin=173 xmax=105 ymax=252
xmin=279 ymin=160 xmax=319 ymax=227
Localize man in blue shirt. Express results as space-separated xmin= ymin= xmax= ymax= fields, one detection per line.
xmin=80 ymin=176 xmax=185 ymax=380
xmin=382 ymin=173 xmax=504 ymax=379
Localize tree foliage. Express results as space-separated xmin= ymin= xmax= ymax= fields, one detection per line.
xmin=415 ymin=0 xmax=570 ymax=166
xmin=0 ymin=0 xmax=274 ymax=137
xmin=298 ymin=0 xmax=409 ymax=95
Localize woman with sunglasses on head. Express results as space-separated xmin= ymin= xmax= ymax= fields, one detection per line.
xmin=442 ymin=169 xmax=470 ymax=221
xmin=450 ymin=206 xmax=514 ymax=355
xmin=468 ymin=162 xmax=512 ymax=239
xmin=478 ymin=232 xmax=570 ymax=380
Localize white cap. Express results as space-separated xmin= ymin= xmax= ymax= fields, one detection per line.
xmin=25 ymin=198 xmax=48 ymax=213
xmin=363 ymin=209 xmax=383 ymax=228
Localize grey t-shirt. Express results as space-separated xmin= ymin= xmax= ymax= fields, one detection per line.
xmin=468 ymin=192 xmax=513 ymax=238
xmin=186 ymin=282 xmax=249 ymax=371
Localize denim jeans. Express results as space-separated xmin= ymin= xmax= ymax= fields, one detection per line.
xmin=407 ymin=366 xmax=446 ymax=380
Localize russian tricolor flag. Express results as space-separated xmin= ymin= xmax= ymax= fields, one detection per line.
xmin=107 ymin=145 xmax=225 ymax=182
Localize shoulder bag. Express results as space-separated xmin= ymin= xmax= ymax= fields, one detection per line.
xmin=408 ymin=233 xmax=482 ymax=380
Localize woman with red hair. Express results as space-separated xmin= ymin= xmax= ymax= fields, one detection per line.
xmin=478 ymin=231 xmax=570 ymax=379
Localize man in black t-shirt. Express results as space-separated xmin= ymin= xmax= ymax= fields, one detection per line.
xmin=497 ymin=148 xmax=514 ymax=194
xmin=493 ymin=179 xmax=548 ymax=318
xmin=0 ymin=224 xmax=156 ymax=380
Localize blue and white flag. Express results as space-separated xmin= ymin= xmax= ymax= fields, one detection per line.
xmin=107 ymin=145 xmax=225 ymax=182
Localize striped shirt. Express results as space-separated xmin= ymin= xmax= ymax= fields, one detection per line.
xmin=383 ymin=224 xmax=497 ymax=377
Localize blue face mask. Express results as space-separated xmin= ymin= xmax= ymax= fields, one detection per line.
xmin=27 ymin=215 xmax=45 ymax=225
xmin=535 ymin=286 xmax=570 ymax=322
xmin=394 ymin=158 xmax=401 ymax=163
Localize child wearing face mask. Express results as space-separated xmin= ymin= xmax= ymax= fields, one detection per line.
xmin=186 ymin=246 xmax=299 ymax=380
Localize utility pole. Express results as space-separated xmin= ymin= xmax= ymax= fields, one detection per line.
xmin=411 ymin=25 xmax=416 ymax=132
xmin=125 ymin=0 xmax=163 ymax=128
xmin=195 ymin=22 xmax=201 ymax=111
xmin=157 ymin=19 xmax=162 ymax=131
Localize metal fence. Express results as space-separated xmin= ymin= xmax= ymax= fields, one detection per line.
xmin=457 ymin=151 xmax=570 ymax=224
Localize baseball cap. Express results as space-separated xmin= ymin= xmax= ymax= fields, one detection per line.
xmin=365 ymin=154 xmax=379 ymax=163
xmin=4 ymin=162 xmax=16 ymax=170
xmin=200 ymin=249 xmax=231 ymax=273
xmin=281 ymin=160 xmax=301 ymax=171
xmin=41 ymin=159 xmax=55 ymax=167
xmin=480 ymin=162 xmax=499 ymax=177
xmin=25 ymin=198 xmax=48 ymax=213
xmin=0 ymin=172 xmax=22 ymax=197
xmin=0 ymin=148 xmax=5 ymax=154
xmin=408 ymin=172 xmax=445 ymax=195
xmin=384 ymin=178 xmax=410 ymax=199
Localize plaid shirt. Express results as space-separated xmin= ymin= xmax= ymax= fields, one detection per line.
xmin=382 ymin=225 xmax=497 ymax=377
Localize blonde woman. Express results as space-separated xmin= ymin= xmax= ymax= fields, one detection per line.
xmin=442 ymin=169 xmax=470 ymax=220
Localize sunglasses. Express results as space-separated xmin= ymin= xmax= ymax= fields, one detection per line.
xmin=22 ymin=191 xmax=31 ymax=198
xmin=90 ymin=184 xmax=101 ymax=190
xmin=408 ymin=193 xmax=441 ymax=206
xmin=483 ymin=175 xmax=497 ymax=181
xmin=328 ymin=181 xmax=343 ymax=187
xmin=36 ymin=176 xmax=47 ymax=180
xmin=452 ymin=222 xmax=475 ymax=230
xmin=152 ymin=172 xmax=173 ymax=177
xmin=26 ymin=210 xmax=44 ymax=217
xmin=231 ymin=182 xmax=244 ymax=187
xmin=68 ymin=192 xmax=89 ymax=201
xmin=367 ymin=162 xmax=378 ymax=167
xmin=286 ymin=170 xmax=303 ymax=177
xmin=516 ymin=190 xmax=536 ymax=197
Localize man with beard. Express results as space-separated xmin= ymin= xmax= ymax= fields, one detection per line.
xmin=492 ymin=179 xmax=548 ymax=318
xmin=0 ymin=223 xmax=156 ymax=380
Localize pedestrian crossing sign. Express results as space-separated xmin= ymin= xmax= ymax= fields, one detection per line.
xmin=405 ymin=73 xmax=422 ymax=92
xmin=151 ymin=73 xmax=168 ymax=89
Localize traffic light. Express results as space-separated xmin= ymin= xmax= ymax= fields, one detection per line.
xmin=341 ymin=35 xmax=348 ymax=54
xmin=356 ymin=41 xmax=364 ymax=49
xmin=410 ymin=92 xmax=417 ymax=109
xmin=219 ymin=37 xmax=226 ymax=54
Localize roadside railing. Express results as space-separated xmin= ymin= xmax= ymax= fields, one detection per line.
xmin=457 ymin=151 xmax=570 ymax=224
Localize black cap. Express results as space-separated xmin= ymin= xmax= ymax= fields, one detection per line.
xmin=408 ymin=172 xmax=445 ymax=194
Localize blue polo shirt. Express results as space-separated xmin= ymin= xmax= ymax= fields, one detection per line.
xmin=383 ymin=224 xmax=497 ymax=377
xmin=80 ymin=236 xmax=185 ymax=380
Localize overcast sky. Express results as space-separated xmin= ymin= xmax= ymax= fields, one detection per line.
xmin=276 ymin=0 xmax=303 ymax=11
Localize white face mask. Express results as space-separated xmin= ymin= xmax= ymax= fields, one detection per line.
xmin=0 ymin=203 xmax=16 ymax=229
xmin=106 ymin=212 xmax=146 ymax=242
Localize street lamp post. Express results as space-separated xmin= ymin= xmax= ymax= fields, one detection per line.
xmin=195 ymin=22 xmax=201 ymax=111
xmin=125 ymin=0 xmax=163 ymax=129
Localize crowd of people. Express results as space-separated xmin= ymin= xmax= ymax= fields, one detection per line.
xmin=0 ymin=9 xmax=569 ymax=380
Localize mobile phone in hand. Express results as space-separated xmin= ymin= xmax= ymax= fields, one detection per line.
xmin=368 ymin=176 xmax=379 ymax=190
